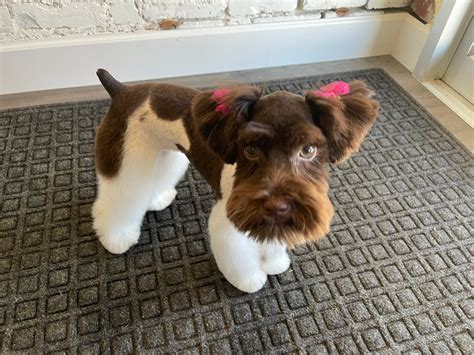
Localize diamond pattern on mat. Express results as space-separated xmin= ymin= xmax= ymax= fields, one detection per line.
xmin=0 ymin=69 xmax=473 ymax=353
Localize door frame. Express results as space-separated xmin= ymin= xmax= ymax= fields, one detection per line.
xmin=413 ymin=0 xmax=472 ymax=81
xmin=413 ymin=0 xmax=474 ymax=128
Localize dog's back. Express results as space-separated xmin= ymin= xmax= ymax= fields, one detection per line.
xmin=95 ymin=69 xmax=199 ymax=179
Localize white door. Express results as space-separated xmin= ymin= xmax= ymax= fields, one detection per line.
xmin=443 ymin=17 xmax=474 ymax=104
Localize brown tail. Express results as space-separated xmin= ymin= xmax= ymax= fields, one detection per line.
xmin=96 ymin=69 xmax=124 ymax=97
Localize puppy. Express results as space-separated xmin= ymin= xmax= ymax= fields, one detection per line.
xmin=92 ymin=69 xmax=379 ymax=293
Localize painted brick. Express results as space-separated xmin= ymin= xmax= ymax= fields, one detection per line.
xmin=11 ymin=3 xmax=105 ymax=29
xmin=143 ymin=0 xmax=226 ymax=21
xmin=110 ymin=2 xmax=142 ymax=25
xmin=323 ymin=8 xmax=385 ymax=18
xmin=227 ymin=0 xmax=297 ymax=17
xmin=0 ymin=7 xmax=14 ymax=33
xmin=2 ymin=0 xmax=414 ymax=42
xmin=253 ymin=13 xmax=322 ymax=23
xmin=303 ymin=0 xmax=366 ymax=11
xmin=180 ymin=19 xmax=226 ymax=28
xmin=366 ymin=0 xmax=412 ymax=9
xmin=226 ymin=17 xmax=253 ymax=26
xmin=412 ymin=0 xmax=435 ymax=22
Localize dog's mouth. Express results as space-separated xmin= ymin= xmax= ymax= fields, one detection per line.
xmin=226 ymin=185 xmax=334 ymax=247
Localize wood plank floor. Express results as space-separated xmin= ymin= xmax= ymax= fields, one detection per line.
xmin=1 ymin=55 xmax=472 ymax=152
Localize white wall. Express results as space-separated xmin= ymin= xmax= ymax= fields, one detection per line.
xmin=1 ymin=12 xmax=430 ymax=95
xmin=1 ymin=0 xmax=413 ymax=43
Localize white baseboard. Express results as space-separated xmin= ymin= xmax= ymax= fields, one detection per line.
xmin=422 ymin=79 xmax=474 ymax=128
xmin=391 ymin=13 xmax=430 ymax=72
xmin=1 ymin=13 xmax=408 ymax=95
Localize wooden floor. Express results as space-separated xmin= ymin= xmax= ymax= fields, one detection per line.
xmin=1 ymin=55 xmax=472 ymax=153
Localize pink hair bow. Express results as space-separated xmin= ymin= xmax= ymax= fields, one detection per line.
xmin=211 ymin=88 xmax=232 ymax=114
xmin=312 ymin=81 xmax=350 ymax=98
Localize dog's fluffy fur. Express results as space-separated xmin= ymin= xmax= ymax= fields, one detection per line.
xmin=92 ymin=69 xmax=379 ymax=292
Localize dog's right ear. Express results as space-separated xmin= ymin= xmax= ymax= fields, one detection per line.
xmin=191 ymin=86 xmax=262 ymax=164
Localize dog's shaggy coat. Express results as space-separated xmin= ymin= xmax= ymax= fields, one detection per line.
xmin=93 ymin=69 xmax=379 ymax=292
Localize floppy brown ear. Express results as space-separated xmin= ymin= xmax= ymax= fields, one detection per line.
xmin=191 ymin=86 xmax=262 ymax=164
xmin=306 ymin=80 xmax=379 ymax=164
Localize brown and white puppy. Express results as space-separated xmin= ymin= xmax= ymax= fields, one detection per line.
xmin=92 ymin=69 xmax=379 ymax=292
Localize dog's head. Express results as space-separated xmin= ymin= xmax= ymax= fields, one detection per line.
xmin=192 ymin=81 xmax=379 ymax=247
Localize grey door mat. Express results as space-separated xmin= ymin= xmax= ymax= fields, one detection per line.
xmin=0 ymin=68 xmax=473 ymax=354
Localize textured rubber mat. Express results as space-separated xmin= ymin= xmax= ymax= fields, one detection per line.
xmin=0 ymin=69 xmax=473 ymax=354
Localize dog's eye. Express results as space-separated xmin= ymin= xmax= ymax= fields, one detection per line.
xmin=300 ymin=145 xmax=317 ymax=160
xmin=244 ymin=145 xmax=259 ymax=160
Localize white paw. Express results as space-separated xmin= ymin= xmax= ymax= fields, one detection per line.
xmin=261 ymin=252 xmax=291 ymax=275
xmin=228 ymin=270 xmax=268 ymax=293
xmin=97 ymin=228 xmax=140 ymax=254
xmin=148 ymin=188 xmax=177 ymax=211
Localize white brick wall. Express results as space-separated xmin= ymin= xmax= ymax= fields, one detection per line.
xmin=142 ymin=0 xmax=227 ymax=21
xmin=366 ymin=0 xmax=412 ymax=9
xmin=110 ymin=1 xmax=142 ymax=26
xmin=10 ymin=3 xmax=106 ymax=29
xmin=0 ymin=0 xmax=413 ymax=43
xmin=227 ymin=0 xmax=297 ymax=17
xmin=0 ymin=7 xmax=14 ymax=33
xmin=303 ymin=0 xmax=366 ymax=11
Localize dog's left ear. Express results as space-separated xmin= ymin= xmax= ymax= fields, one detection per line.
xmin=306 ymin=80 xmax=379 ymax=164
xmin=192 ymin=86 xmax=262 ymax=164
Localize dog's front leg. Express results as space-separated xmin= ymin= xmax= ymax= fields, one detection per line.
xmin=259 ymin=241 xmax=291 ymax=275
xmin=209 ymin=199 xmax=267 ymax=293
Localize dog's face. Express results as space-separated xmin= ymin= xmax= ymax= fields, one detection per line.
xmin=227 ymin=93 xmax=334 ymax=247
xmin=192 ymin=82 xmax=379 ymax=247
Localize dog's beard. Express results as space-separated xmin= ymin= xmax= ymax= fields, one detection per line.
xmin=226 ymin=180 xmax=334 ymax=248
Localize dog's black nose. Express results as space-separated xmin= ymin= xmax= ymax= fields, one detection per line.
xmin=264 ymin=197 xmax=290 ymax=216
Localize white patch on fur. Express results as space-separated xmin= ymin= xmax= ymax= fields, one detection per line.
xmin=208 ymin=164 xmax=290 ymax=293
xmin=93 ymin=99 xmax=188 ymax=254
xmin=209 ymin=198 xmax=268 ymax=293
xmin=140 ymin=99 xmax=191 ymax=151
xmin=220 ymin=163 xmax=236 ymax=199
xmin=260 ymin=241 xmax=290 ymax=275
xmin=148 ymin=149 xmax=189 ymax=211
xmin=148 ymin=188 xmax=177 ymax=211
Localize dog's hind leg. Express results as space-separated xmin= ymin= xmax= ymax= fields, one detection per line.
xmin=93 ymin=153 xmax=158 ymax=254
xmin=148 ymin=150 xmax=189 ymax=211
xmin=93 ymin=173 xmax=149 ymax=254
xmin=93 ymin=114 xmax=161 ymax=254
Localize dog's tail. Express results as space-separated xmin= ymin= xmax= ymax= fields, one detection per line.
xmin=96 ymin=69 xmax=125 ymax=97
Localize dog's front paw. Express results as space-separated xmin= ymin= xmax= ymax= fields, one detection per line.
xmin=148 ymin=188 xmax=177 ymax=211
xmin=261 ymin=252 xmax=290 ymax=275
xmin=98 ymin=228 xmax=140 ymax=254
xmin=228 ymin=270 xmax=268 ymax=293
